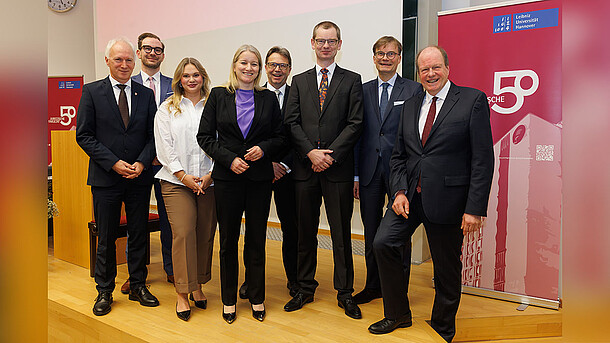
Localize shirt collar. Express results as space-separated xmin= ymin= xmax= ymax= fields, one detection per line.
xmin=377 ymin=73 xmax=398 ymax=88
xmin=316 ymin=62 xmax=336 ymax=76
xmin=266 ymin=83 xmax=287 ymax=95
xmin=109 ymin=75 xmax=132 ymax=88
xmin=425 ymin=80 xmax=451 ymax=103
xmin=141 ymin=70 xmax=160 ymax=82
xmin=179 ymin=95 xmax=205 ymax=107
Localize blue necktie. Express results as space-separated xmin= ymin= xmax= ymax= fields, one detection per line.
xmin=379 ymin=82 xmax=389 ymax=121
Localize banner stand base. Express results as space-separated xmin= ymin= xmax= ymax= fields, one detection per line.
xmin=462 ymin=285 xmax=560 ymax=310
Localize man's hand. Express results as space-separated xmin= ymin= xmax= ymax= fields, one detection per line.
xmin=244 ymin=146 xmax=264 ymax=161
xmin=307 ymin=149 xmax=334 ymax=172
xmin=392 ymin=192 xmax=409 ymax=219
xmin=461 ymin=213 xmax=484 ymax=234
xmin=272 ymin=162 xmax=287 ymax=182
xmin=124 ymin=161 xmax=144 ymax=179
xmin=112 ymin=160 xmax=138 ymax=178
xmin=230 ymin=157 xmax=249 ymax=174
xmin=353 ymin=181 xmax=360 ymax=199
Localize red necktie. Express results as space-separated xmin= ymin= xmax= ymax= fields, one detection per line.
xmin=319 ymin=68 xmax=329 ymax=111
xmin=421 ymin=96 xmax=437 ymax=146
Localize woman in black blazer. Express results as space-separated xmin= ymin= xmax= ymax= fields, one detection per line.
xmin=197 ymin=44 xmax=284 ymax=323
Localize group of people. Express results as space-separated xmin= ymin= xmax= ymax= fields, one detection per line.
xmin=76 ymin=20 xmax=493 ymax=342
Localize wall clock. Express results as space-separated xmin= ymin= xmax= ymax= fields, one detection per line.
xmin=48 ymin=0 xmax=77 ymax=13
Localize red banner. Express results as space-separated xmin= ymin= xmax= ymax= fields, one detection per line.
xmin=439 ymin=0 xmax=561 ymax=302
xmin=48 ymin=76 xmax=83 ymax=166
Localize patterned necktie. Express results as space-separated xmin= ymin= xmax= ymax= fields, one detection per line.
xmin=421 ymin=96 xmax=437 ymax=146
xmin=275 ymin=89 xmax=282 ymax=110
xmin=117 ymin=84 xmax=129 ymax=128
xmin=319 ymin=68 xmax=329 ymax=111
xmin=379 ymin=82 xmax=390 ymax=121
xmin=148 ymin=76 xmax=156 ymax=100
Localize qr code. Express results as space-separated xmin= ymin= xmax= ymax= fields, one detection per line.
xmin=536 ymin=145 xmax=554 ymax=161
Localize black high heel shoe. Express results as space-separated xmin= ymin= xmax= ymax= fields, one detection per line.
xmin=176 ymin=303 xmax=191 ymax=322
xmin=251 ymin=303 xmax=265 ymax=322
xmin=222 ymin=305 xmax=236 ymax=324
xmin=189 ymin=293 xmax=207 ymax=309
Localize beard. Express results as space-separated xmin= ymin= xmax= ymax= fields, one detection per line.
xmin=142 ymin=58 xmax=161 ymax=69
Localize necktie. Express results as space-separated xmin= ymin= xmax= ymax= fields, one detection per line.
xmin=421 ymin=96 xmax=437 ymax=146
xmin=319 ymin=68 xmax=329 ymax=111
xmin=379 ymin=82 xmax=389 ymax=121
xmin=148 ymin=76 xmax=156 ymax=99
xmin=117 ymin=84 xmax=129 ymax=128
xmin=275 ymin=89 xmax=282 ymax=110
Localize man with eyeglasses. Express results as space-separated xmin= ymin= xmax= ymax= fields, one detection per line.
xmin=352 ymin=36 xmax=422 ymax=306
xmin=119 ymin=32 xmax=175 ymax=295
xmin=238 ymin=46 xmax=299 ymax=301
xmin=283 ymin=21 xmax=364 ymax=320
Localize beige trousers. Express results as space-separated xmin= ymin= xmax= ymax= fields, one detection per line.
xmin=160 ymin=181 xmax=217 ymax=294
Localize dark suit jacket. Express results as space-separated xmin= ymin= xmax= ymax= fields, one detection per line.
xmin=264 ymin=83 xmax=294 ymax=168
xmin=197 ymin=86 xmax=285 ymax=182
xmin=132 ymin=73 xmax=173 ymax=104
xmin=355 ymin=75 xmax=422 ymax=186
xmin=284 ymin=66 xmax=363 ymax=182
xmin=390 ymin=82 xmax=494 ymax=224
xmin=76 ymin=77 xmax=157 ymax=187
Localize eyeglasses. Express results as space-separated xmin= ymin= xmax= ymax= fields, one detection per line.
xmin=375 ymin=51 xmax=399 ymax=60
xmin=266 ymin=62 xmax=290 ymax=71
xmin=314 ymin=39 xmax=339 ymax=47
xmin=141 ymin=45 xmax=164 ymax=55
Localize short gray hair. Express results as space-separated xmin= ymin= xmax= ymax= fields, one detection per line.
xmin=104 ymin=37 xmax=135 ymax=58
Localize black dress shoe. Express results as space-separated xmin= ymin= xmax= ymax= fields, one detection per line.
xmin=283 ymin=292 xmax=314 ymax=312
xmin=176 ymin=303 xmax=191 ymax=322
xmin=129 ymin=286 xmax=160 ymax=307
xmin=353 ymin=288 xmax=383 ymax=304
xmin=338 ymin=297 xmax=362 ymax=319
xmin=222 ymin=309 xmax=236 ymax=324
xmin=251 ymin=304 xmax=266 ymax=322
xmin=189 ymin=293 xmax=207 ymax=309
xmin=239 ymin=282 xmax=248 ymax=300
xmin=287 ymin=281 xmax=298 ymax=298
xmin=93 ymin=291 xmax=113 ymax=316
xmin=368 ymin=315 xmax=412 ymax=334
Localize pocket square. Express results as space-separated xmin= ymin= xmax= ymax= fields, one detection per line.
xmin=393 ymin=101 xmax=405 ymax=106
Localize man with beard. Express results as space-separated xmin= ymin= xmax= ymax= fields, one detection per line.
xmin=119 ymin=32 xmax=174 ymax=295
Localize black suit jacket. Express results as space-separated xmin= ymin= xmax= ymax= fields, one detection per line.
xmin=390 ymin=82 xmax=494 ymax=224
xmin=197 ymin=86 xmax=285 ymax=182
xmin=284 ymin=66 xmax=363 ymax=182
xmin=355 ymin=76 xmax=422 ymax=186
xmin=265 ymin=83 xmax=294 ymax=168
xmin=76 ymin=77 xmax=157 ymax=187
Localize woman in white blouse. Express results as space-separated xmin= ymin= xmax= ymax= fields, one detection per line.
xmin=154 ymin=57 xmax=216 ymax=321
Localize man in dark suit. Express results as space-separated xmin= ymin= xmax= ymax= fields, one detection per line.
xmin=120 ymin=32 xmax=174 ymax=294
xmin=239 ymin=46 xmax=298 ymax=299
xmin=76 ymin=37 xmax=160 ymax=316
xmin=283 ymin=21 xmax=364 ymax=319
xmin=353 ymin=36 xmax=422 ymax=305
xmin=368 ymin=46 xmax=493 ymax=341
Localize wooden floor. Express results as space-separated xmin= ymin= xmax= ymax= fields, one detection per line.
xmin=48 ymin=231 xmax=561 ymax=342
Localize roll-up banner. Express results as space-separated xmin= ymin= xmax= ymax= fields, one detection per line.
xmin=439 ymin=0 xmax=561 ymax=307
xmin=48 ymin=76 xmax=83 ymax=166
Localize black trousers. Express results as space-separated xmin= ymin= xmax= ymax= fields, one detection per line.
xmin=215 ymin=179 xmax=272 ymax=306
xmin=295 ymin=173 xmax=354 ymax=300
xmin=359 ymin=157 xmax=411 ymax=291
xmin=92 ymin=180 xmax=152 ymax=292
xmin=273 ymin=174 xmax=298 ymax=283
xmin=374 ymin=192 xmax=463 ymax=342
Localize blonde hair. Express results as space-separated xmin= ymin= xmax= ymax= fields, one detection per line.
xmin=225 ymin=44 xmax=264 ymax=93
xmin=167 ymin=57 xmax=211 ymax=115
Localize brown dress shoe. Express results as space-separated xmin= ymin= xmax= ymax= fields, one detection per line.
xmin=120 ymin=280 xmax=130 ymax=294
xmin=167 ymin=275 xmax=175 ymax=284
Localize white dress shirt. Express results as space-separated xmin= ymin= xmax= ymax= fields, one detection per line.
xmin=266 ymin=83 xmax=287 ymax=110
xmin=140 ymin=70 xmax=162 ymax=106
xmin=154 ymin=96 xmax=214 ymax=185
xmin=316 ymin=62 xmax=337 ymax=87
xmin=109 ymin=76 xmax=132 ymax=115
xmin=377 ymin=73 xmax=398 ymax=104
xmin=418 ymin=81 xmax=452 ymax=139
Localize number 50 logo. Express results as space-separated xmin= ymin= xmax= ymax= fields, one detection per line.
xmin=491 ymin=70 xmax=539 ymax=115
xmin=59 ymin=106 xmax=76 ymax=126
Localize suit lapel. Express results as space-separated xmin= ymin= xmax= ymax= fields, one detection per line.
xmin=412 ymin=92 xmax=425 ymax=150
xmin=129 ymin=83 xmax=140 ymax=129
xmin=369 ymin=79 xmax=382 ymax=125
xmin=226 ymin=90 xmax=241 ymax=138
xmin=246 ymin=90 xmax=264 ymax=140
xmin=305 ymin=68 xmax=320 ymax=115
xmin=321 ymin=66 xmax=344 ymax=117
xmin=103 ymin=77 xmax=126 ymax=130
xmin=381 ymin=76 xmax=405 ymax=126
xmin=428 ymin=83 xmax=459 ymax=140
xmin=282 ymin=85 xmax=290 ymax=115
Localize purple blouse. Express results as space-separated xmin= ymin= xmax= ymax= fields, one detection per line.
xmin=236 ymin=89 xmax=255 ymax=138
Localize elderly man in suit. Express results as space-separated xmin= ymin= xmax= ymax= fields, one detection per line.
xmin=369 ymin=46 xmax=493 ymax=342
xmin=76 ymin=37 xmax=159 ymax=316
xmin=239 ymin=46 xmax=299 ymax=300
xmin=283 ymin=21 xmax=364 ymax=319
xmin=120 ymin=32 xmax=174 ymax=295
xmin=353 ymin=36 xmax=422 ymax=305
